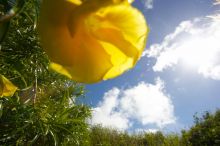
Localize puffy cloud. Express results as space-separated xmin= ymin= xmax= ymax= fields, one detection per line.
xmin=91 ymin=78 xmax=176 ymax=130
xmin=91 ymin=88 xmax=130 ymax=130
xmin=144 ymin=17 xmax=220 ymax=80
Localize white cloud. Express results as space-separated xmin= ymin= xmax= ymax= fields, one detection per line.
xmin=144 ymin=18 xmax=220 ymax=80
xmin=142 ymin=0 xmax=154 ymax=9
xmin=135 ymin=128 xmax=159 ymax=134
xmin=91 ymin=78 xmax=176 ymax=130
xmin=144 ymin=17 xmax=220 ymax=80
xmin=146 ymin=129 xmax=159 ymax=133
xmin=91 ymin=88 xmax=130 ymax=130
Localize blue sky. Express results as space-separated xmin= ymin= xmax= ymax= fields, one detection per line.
xmin=85 ymin=0 xmax=220 ymax=133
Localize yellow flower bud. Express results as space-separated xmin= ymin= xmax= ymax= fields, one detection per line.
xmin=39 ymin=0 xmax=149 ymax=83
xmin=0 ymin=75 xmax=17 ymax=97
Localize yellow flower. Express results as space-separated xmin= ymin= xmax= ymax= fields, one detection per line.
xmin=39 ymin=0 xmax=149 ymax=83
xmin=0 ymin=75 xmax=17 ymax=97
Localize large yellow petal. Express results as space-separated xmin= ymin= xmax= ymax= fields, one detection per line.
xmin=39 ymin=0 xmax=148 ymax=83
xmin=66 ymin=0 xmax=82 ymax=5
xmin=63 ymin=25 xmax=113 ymax=83
xmin=91 ymin=4 xmax=149 ymax=54
xmin=84 ymin=4 xmax=148 ymax=80
xmin=50 ymin=62 xmax=72 ymax=79
xmin=92 ymin=28 xmax=139 ymax=79
xmin=98 ymin=41 xmax=134 ymax=80
xmin=0 ymin=75 xmax=17 ymax=97
xmin=113 ymin=0 xmax=134 ymax=4
xmin=44 ymin=16 xmax=113 ymax=83
xmin=92 ymin=28 xmax=139 ymax=59
xmin=39 ymin=0 xmax=78 ymax=66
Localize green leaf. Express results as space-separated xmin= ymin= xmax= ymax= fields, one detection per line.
xmin=50 ymin=129 xmax=58 ymax=146
xmin=0 ymin=21 xmax=10 ymax=43
xmin=0 ymin=100 xmax=3 ymax=118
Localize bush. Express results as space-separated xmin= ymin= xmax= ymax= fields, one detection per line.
xmin=182 ymin=110 xmax=220 ymax=146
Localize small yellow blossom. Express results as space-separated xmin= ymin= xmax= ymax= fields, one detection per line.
xmin=39 ymin=0 xmax=149 ymax=83
xmin=0 ymin=75 xmax=17 ymax=97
